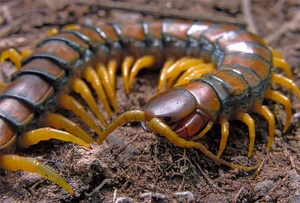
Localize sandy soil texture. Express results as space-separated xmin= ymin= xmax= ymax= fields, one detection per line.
xmin=0 ymin=0 xmax=299 ymax=202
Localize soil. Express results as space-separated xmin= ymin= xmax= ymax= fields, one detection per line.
xmin=0 ymin=0 xmax=299 ymax=202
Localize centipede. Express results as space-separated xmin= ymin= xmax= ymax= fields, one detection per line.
xmin=0 ymin=19 xmax=299 ymax=195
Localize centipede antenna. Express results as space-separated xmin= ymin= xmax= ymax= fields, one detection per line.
xmin=83 ymin=66 xmax=112 ymax=117
xmin=236 ymin=111 xmax=255 ymax=157
xmin=0 ymin=154 xmax=74 ymax=194
xmin=148 ymin=118 xmax=259 ymax=170
xmin=18 ymin=127 xmax=90 ymax=149
xmin=97 ymin=110 xmax=146 ymax=144
xmin=70 ymin=77 xmax=107 ymax=126
xmin=264 ymin=89 xmax=292 ymax=133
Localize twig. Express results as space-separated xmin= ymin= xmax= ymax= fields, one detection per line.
xmin=140 ymin=192 xmax=167 ymax=199
xmin=260 ymin=173 xmax=289 ymax=201
xmin=85 ymin=178 xmax=110 ymax=197
xmin=75 ymin=0 xmax=246 ymax=26
xmin=265 ymin=11 xmax=300 ymax=43
xmin=0 ymin=16 xmax=27 ymax=38
xmin=254 ymin=153 xmax=269 ymax=177
xmin=113 ymin=189 xmax=117 ymax=202
xmin=115 ymin=197 xmax=135 ymax=203
xmin=282 ymin=140 xmax=300 ymax=173
xmin=192 ymin=156 xmax=226 ymax=193
xmin=241 ymin=0 xmax=258 ymax=34
xmin=29 ymin=179 xmax=44 ymax=196
xmin=1 ymin=4 xmax=13 ymax=23
xmin=115 ymin=132 xmax=140 ymax=156
xmin=231 ymin=186 xmax=244 ymax=203
xmin=174 ymin=191 xmax=195 ymax=203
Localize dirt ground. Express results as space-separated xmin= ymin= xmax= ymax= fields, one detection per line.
xmin=0 ymin=0 xmax=299 ymax=202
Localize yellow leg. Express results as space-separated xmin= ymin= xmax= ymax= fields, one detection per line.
xmin=40 ymin=113 xmax=94 ymax=143
xmin=49 ymin=25 xmax=85 ymax=37
xmin=166 ymin=59 xmax=203 ymax=89
xmin=127 ymin=55 xmax=155 ymax=93
xmin=70 ymin=77 xmax=107 ymax=126
xmin=83 ymin=66 xmax=112 ymax=117
xmin=95 ymin=63 xmax=118 ymax=113
xmin=48 ymin=27 xmax=60 ymax=36
xmin=97 ymin=110 xmax=146 ymax=144
xmin=174 ymin=65 xmax=214 ymax=87
xmin=20 ymin=50 xmax=32 ymax=58
xmin=98 ymin=111 xmax=259 ymax=170
xmin=157 ymin=58 xmax=175 ymax=93
xmin=121 ymin=56 xmax=135 ymax=95
xmin=62 ymin=24 xmax=82 ymax=30
xmin=269 ymin=48 xmax=292 ymax=77
xmin=271 ymin=73 xmax=300 ymax=98
xmin=252 ymin=103 xmax=275 ymax=152
xmin=191 ymin=121 xmax=214 ymax=141
xmin=273 ymin=57 xmax=293 ymax=79
xmin=0 ymin=154 xmax=74 ymax=194
xmin=57 ymin=94 xmax=102 ymax=136
xmin=1 ymin=48 xmax=23 ymax=69
xmin=0 ymin=82 xmax=7 ymax=90
xmin=148 ymin=118 xmax=259 ymax=170
xmin=264 ymin=89 xmax=291 ymax=132
xmin=107 ymin=58 xmax=118 ymax=94
xmin=50 ymin=24 xmax=82 ymax=36
xmin=217 ymin=117 xmax=229 ymax=158
xmin=270 ymin=48 xmax=282 ymax=58
xmin=18 ymin=127 xmax=90 ymax=149
xmin=158 ymin=57 xmax=191 ymax=91
xmin=236 ymin=111 xmax=255 ymax=157
xmin=0 ymin=48 xmax=32 ymax=69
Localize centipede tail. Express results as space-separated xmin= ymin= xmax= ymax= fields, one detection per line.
xmin=0 ymin=23 xmax=132 ymax=193
xmin=0 ymin=19 xmax=299 ymax=194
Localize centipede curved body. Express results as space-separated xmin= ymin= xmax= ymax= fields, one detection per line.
xmin=0 ymin=19 xmax=299 ymax=194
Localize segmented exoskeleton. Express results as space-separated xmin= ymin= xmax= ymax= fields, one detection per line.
xmin=0 ymin=19 xmax=299 ymax=194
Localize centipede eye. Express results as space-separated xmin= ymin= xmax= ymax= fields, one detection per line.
xmin=162 ymin=116 xmax=172 ymax=123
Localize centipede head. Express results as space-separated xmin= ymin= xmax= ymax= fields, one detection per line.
xmin=142 ymin=88 xmax=209 ymax=139
xmin=97 ymin=87 xmax=210 ymax=144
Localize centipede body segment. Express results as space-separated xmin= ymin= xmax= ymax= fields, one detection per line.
xmin=0 ymin=19 xmax=299 ymax=194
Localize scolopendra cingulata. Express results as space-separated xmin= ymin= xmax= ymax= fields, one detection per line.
xmin=0 ymin=17 xmax=299 ymax=196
